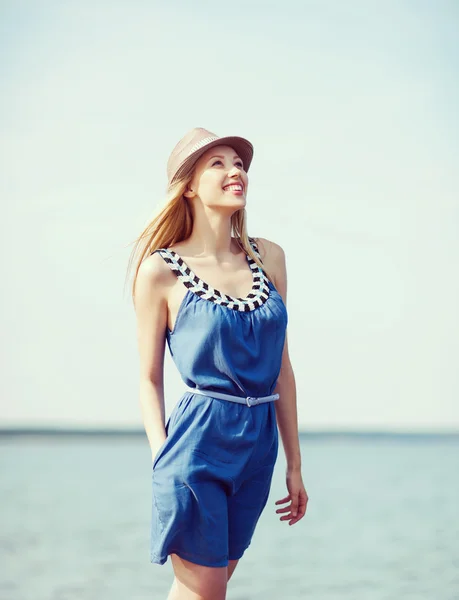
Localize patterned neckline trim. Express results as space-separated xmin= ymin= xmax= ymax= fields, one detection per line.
xmin=157 ymin=241 xmax=270 ymax=312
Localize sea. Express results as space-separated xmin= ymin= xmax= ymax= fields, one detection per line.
xmin=1 ymin=431 xmax=458 ymax=600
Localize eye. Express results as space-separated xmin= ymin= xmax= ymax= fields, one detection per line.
xmin=211 ymin=159 xmax=245 ymax=169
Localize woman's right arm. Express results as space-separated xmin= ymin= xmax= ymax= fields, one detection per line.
xmin=133 ymin=253 xmax=170 ymax=462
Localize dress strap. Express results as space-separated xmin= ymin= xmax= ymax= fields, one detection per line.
xmin=248 ymin=238 xmax=262 ymax=263
xmin=151 ymin=248 xmax=196 ymax=288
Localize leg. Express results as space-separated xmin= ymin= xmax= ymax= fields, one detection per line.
xmin=167 ymin=553 xmax=228 ymax=600
xmin=227 ymin=559 xmax=239 ymax=582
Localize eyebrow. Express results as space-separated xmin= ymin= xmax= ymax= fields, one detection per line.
xmin=208 ymin=154 xmax=242 ymax=161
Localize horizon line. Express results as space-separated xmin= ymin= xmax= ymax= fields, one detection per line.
xmin=0 ymin=426 xmax=458 ymax=438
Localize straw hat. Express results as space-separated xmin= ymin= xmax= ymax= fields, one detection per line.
xmin=167 ymin=127 xmax=254 ymax=186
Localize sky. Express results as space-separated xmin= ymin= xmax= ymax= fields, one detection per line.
xmin=1 ymin=1 xmax=458 ymax=431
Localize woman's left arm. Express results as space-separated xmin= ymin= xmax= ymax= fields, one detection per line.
xmin=257 ymin=237 xmax=309 ymax=526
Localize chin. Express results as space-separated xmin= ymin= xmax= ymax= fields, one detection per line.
xmin=225 ymin=192 xmax=246 ymax=203
xmin=227 ymin=198 xmax=247 ymax=211
xmin=206 ymin=194 xmax=247 ymax=211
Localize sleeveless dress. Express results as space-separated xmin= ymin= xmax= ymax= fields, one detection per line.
xmin=150 ymin=238 xmax=288 ymax=567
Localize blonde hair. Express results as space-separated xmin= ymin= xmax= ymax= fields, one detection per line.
xmin=126 ymin=172 xmax=273 ymax=301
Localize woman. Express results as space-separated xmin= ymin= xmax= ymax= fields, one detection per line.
xmin=129 ymin=127 xmax=308 ymax=600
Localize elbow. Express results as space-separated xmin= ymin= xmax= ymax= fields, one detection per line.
xmin=139 ymin=377 xmax=163 ymax=397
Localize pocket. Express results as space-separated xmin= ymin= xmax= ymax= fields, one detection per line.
xmin=151 ymin=397 xmax=185 ymax=471
xmin=152 ymin=436 xmax=169 ymax=470
xmin=152 ymin=394 xmax=194 ymax=471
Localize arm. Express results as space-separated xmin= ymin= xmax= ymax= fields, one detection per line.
xmin=258 ymin=238 xmax=301 ymax=471
xmin=133 ymin=253 xmax=170 ymax=462
xmin=273 ymin=325 xmax=302 ymax=471
xmin=256 ymin=237 xmax=308 ymax=525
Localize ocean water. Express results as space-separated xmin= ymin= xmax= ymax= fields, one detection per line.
xmin=0 ymin=433 xmax=458 ymax=600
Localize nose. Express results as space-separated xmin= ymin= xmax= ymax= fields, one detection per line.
xmin=228 ymin=164 xmax=243 ymax=177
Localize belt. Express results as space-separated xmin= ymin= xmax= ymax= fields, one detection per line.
xmin=186 ymin=386 xmax=279 ymax=407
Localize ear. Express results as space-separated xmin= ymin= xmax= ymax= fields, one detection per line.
xmin=183 ymin=187 xmax=195 ymax=199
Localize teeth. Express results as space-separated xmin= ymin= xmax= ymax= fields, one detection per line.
xmin=224 ymin=185 xmax=243 ymax=191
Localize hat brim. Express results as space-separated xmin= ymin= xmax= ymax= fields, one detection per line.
xmin=170 ymin=136 xmax=254 ymax=185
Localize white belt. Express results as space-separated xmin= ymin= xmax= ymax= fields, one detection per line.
xmin=186 ymin=387 xmax=279 ymax=407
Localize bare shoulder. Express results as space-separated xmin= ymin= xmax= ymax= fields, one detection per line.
xmin=252 ymin=236 xmax=286 ymax=265
xmin=134 ymin=251 xmax=175 ymax=306
xmin=252 ymin=237 xmax=287 ymax=289
xmin=137 ymin=251 xmax=172 ymax=285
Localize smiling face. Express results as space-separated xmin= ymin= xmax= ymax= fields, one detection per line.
xmin=184 ymin=144 xmax=249 ymax=211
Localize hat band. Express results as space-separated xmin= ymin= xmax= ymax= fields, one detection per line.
xmin=188 ymin=135 xmax=219 ymax=154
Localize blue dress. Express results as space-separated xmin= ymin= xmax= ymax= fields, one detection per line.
xmin=150 ymin=238 xmax=288 ymax=567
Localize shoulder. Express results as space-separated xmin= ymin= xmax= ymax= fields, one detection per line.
xmin=252 ymin=236 xmax=286 ymax=267
xmin=134 ymin=251 xmax=176 ymax=306
xmin=251 ymin=237 xmax=287 ymax=289
xmin=137 ymin=251 xmax=172 ymax=284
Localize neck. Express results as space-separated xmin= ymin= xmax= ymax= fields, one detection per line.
xmin=186 ymin=209 xmax=239 ymax=257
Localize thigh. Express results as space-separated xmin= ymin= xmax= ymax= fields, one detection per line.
xmin=227 ymin=559 xmax=239 ymax=582
xmin=170 ymin=553 xmax=227 ymax=600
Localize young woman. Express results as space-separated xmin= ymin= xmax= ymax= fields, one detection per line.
xmin=129 ymin=127 xmax=308 ymax=600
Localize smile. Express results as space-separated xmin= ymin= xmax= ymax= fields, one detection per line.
xmin=223 ymin=184 xmax=244 ymax=193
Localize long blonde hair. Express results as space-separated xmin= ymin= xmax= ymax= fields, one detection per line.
xmin=126 ymin=171 xmax=273 ymax=301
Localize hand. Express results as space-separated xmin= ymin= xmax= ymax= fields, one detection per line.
xmin=275 ymin=469 xmax=308 ymax=525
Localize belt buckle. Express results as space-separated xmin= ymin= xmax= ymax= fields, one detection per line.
xmin=246 ymin=396 xmax=258 ymax=407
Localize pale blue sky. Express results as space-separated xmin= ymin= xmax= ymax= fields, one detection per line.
xmin=1 ymin=1 xmax=458 ymax=430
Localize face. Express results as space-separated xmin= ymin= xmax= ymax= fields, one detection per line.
xmin=184 ymin=144 xmax=249 ymax=210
